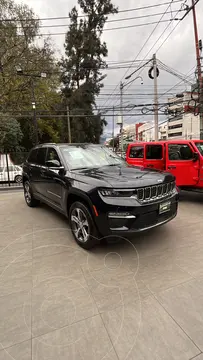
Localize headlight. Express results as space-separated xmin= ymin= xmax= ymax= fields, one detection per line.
xmin=99 ymin=189 xmax=134 ymax=197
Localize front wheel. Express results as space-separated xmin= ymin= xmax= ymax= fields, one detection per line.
xmin=15 ymin=175 xmax=22 ymax=184
xmin=69 ymin=201 xmax=99 ymax=250
xmin=24 ymin=181 xmax=40 ymax=207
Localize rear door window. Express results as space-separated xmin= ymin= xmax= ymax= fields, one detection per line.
xmin=129 ymin=146 xmax=144 ymax=159
xmin=146 ymin=145 xmax=163 ymax=160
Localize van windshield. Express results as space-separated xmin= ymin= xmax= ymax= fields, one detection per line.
xmin=194 ymin=142 xmax=203 ymax=156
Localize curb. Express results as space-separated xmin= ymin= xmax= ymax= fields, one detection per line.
xmin=0 ymin=186 xmax=23 ymax=192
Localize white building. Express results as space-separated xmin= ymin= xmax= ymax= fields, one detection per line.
xmin=159 ymin=123 xmax=168 ymax=140
xmin=137 ymin=122 xmax=154 ymax=141
xmin=123 ymin=124 xmax=136 ymax=140
xmin=167 ymin=92 xmax=200 ymax=139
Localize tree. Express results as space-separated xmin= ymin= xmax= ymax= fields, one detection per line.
xmin=60 ymin=0 xmax=117 ymax=143
xmin=0 ymin=0 xmax=62 ymax=149
xmin=0 ymin=114 xmax=23 ymax=152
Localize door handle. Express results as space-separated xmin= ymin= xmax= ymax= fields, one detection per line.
xmin=168 ymin=166 xmax=176 ymax=169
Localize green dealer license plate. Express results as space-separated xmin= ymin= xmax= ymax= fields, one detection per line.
xmin=159 ymin=201 xmax=171 ymax=214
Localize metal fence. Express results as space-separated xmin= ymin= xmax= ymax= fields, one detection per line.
xmin=0 ymin=152 xmax=28 ymax=189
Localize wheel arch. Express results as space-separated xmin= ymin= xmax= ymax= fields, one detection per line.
xmin=23 ymin=174 xmax=29 ymax=184
xmin=66 ymin=190 xmax=94 ymax=217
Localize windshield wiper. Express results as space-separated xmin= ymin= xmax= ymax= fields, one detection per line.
xmin=107 ymin=163 xmax=121 ymax=166
xmin=71 ymin=167 xmax=89 ymax=171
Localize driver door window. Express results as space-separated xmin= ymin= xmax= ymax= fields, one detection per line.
xmin=45 ymin=148 xmax=63 ymax=206
xmin=46 ymin=148 xmax=61 ymax=166
xmin=168 ymin=144 xmax=193 ymax=161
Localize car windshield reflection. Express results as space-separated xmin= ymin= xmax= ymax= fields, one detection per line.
xmin=61 ymin=145 xmax=124 ymax=170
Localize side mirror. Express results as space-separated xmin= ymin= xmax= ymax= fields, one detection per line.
xmin=193 ymin=152 xmax=199 ymax=162
xmin=46 ymin=160 xmax=64 ymax=169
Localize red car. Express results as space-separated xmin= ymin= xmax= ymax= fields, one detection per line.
xmin=126 ymin=140 xmax=203 ymax=191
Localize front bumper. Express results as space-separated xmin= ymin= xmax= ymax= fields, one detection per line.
xmin=93 ymin=193 xmax=178 ymax=237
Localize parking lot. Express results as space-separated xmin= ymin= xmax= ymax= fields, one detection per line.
xmin=0 ymin=190 xmax=203 ymax=360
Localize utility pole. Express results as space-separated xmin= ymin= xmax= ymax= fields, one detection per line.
xmin=153 ymin=53 xmax=159 ymax=141
xmin=31 ymin=78 xmax=39 ymax=145
xmin=120 ymin=82 xmax=124 ymax=154
xmin=191 ymin=0 xmax=203 ymax=139
xmin=67 ymin=105 xmax=71 ymax=143
xmin=112 ymin=106 xmax=115 ymax=152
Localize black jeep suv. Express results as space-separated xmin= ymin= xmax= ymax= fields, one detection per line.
xmin=23 ymin=143 xmax=179 ymax=249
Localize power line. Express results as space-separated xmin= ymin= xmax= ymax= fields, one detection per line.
xmin=5 ymin=113 xmax=167 ymax=118
xmin=14 ymin=10 xmax=184 ymax=29
xmin=124 ymin=2 xmax=186 ymax=92
xmin=157 ymin=65 xmax=196 ymax=101
xmin=18 ymin=20 xmax=173 ymax=37
xmin=123 ymin=66 xmax=196 ymax=123
xmin=156 ymin=1 xmax=202 ymax=53
xmin=99 ymin=0 xmax=179 ymax=110
xmin=97 ymin=93 xmax=180 ymax=96
xmin=1 ymin=1 xmax=183 ymax=22
xmin=157 ymin=60 xmax=194 ymax=84
xmin=155 ymin=18 xmax=181 ymax=53
xmin=123 ymin=1 xmax=191 ymax=96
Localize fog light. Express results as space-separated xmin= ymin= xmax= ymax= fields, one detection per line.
xmin=108 ymin=212 xmax=136 ymax=219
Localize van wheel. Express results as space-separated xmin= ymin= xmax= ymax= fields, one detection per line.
xmin=69 ymin=202 xmax=99 ymax=250
xmin=24 ymin=181 xmax=40 ymax=207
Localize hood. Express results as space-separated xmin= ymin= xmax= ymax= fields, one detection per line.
xmin=72 ymin=165 xmax=174 ymax=188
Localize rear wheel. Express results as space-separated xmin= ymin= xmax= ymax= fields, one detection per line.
xmin=24 ymin=181 xmax=40 ymax=207
xmin=69 ymin=201 xmax=99 ymax=250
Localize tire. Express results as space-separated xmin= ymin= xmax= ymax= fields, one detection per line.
xmin=15 ymin=175 xmax=22 ymax=184
xmin=69 ymin=201 xmax=99 ymax=250
xmin=24 ymin=180 xmax=40 ymax=208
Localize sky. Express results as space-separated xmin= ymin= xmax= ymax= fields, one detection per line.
xmin=15 ymin=0 xmax=203 ymax=138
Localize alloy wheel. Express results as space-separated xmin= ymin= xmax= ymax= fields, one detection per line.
xmin=71 ymin=208 xmax=89 ymax=243
xmin=15 ymin=175 xmax=22 ymax=184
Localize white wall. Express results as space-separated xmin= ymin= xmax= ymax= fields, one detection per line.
xmin=182 ymin=113 xmax=200 ymax=139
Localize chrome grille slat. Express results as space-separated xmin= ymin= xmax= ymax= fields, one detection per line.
xmin=137 ymin=181 xmax=175 ymax=203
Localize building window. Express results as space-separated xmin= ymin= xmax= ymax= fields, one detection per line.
xmin=146 ymin=145 xmax=163 ymax=160
xmin=129 ymin=146 xmax=144 ymax=159
xmin=168 ymin=124 xmax=183 ymax=130
xmin=168 ymin=144 xmax=193 ymax=160
xmin=168 ymin=132 xmax=182 ymax=138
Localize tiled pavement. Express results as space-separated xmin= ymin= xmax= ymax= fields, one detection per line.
xmin=0 ymin=191 xmax=203 ymax=359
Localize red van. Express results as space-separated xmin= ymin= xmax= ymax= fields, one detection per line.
xmin=126 ymin=140 xmax=203 ymax=190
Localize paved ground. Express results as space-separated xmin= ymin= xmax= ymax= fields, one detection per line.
xmin=0 ymin=191 xmax=203 ymax=360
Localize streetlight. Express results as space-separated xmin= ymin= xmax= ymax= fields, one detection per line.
xmin=119 ymin=75 xmax=144 ymax=154
xmin=16 ymin=67 xmax=47 ymax=145
xmin=125 ymin=74 xmax=143 ymax=84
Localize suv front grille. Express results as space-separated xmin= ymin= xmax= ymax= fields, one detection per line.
xmin=136 ymin=181 xmax=175 ymax=203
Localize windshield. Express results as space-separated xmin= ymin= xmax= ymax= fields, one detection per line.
xmin=194 ymin=142 xmax=203 ymax=156
xmin=61 ymin=145 xmax=125 ymax=170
